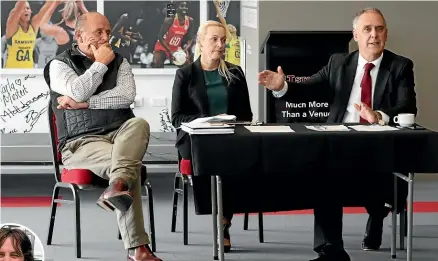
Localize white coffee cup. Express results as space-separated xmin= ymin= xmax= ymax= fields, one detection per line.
xmin=394 ymin=113 xmax=415 ymax=127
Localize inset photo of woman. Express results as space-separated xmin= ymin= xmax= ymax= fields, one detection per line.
xmin=0 ymin=223 xmax=44 ymax=261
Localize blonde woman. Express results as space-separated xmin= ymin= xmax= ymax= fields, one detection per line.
xmin=4 ymin=0 xmax=53 ymax=68
xmin=40 ymin=0 xmax=88 ymax=55
xmin=171 ymin=20 xmax=252 ymax=252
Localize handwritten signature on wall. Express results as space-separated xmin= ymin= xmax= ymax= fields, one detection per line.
xmin=0 ymin=74 xmax=49 ymax=134
xmin=159 ymin=108 xmax=175 ymax=132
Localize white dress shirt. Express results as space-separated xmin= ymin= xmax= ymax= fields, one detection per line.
xmin=49 ymin=47 xmax=136 ymax=109
xmin=272 ymin=53 xmax=389 ymax=123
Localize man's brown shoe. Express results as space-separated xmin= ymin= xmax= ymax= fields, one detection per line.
xmin=97 ymin=178 xmax=133 ymax=212
xmin=127 ymin=245 xmax=162 ymax=261
xmin=223 ymin=221 xmax=231 ymax=253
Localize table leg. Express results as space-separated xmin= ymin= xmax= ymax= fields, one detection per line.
xmin=400 ymin=208 xmax=405 ymax=250
xmin=216 ymin=176 xmax=225 ymax=261
xmin=211 ymin=176 xmax=218 ymax=260
xmin=407 ymin=173 xmax=415 ymax=261
xmin=391 ymin=173 xmax=398 ymax=259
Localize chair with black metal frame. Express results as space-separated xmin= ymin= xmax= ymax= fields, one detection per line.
xmin=170 ymin=150 xmax=265 ymax=245
xmin=46 ymin=103 xmax=156 ymax=258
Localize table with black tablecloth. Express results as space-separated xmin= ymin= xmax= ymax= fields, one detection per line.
xmin=189 ymin=124 xmax=438 ymax=261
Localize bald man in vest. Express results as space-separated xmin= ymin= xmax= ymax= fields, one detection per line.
xmin=44 ymin=12 xmax=162 ymax=261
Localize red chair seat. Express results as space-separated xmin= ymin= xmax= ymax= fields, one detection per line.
xmin=61 ymin=168 xmax=94 ymax=185
xmin=180 ymin=159 xmax=192 ymax=175
xmin=61 ymin=167 xmax=148 ymax=186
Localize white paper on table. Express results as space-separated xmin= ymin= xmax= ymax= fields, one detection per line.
xmin=349 ymin=125 xmax=399 ymax=131
xmin=244 ymin=126 xmax=294 ymax=133
xmin=190 ymin=115 xmax=236 ymax=124
xmin=305 ymin=125 xmax=350 ymax=131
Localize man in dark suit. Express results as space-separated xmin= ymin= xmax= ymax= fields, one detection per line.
xmin=258 ymin=7 xmax=416 ymax=261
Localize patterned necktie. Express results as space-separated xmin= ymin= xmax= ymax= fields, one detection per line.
xmin=360 ymin=63 xmax=375 ymax=123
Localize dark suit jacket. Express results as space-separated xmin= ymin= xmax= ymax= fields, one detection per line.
xmin=171 ymin=58 xmax=253 ymax=159
xmin=281 ymin=49 xmax=417 ymax=123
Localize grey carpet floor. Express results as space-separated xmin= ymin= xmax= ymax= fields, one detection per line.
xmin=1 ymin=174 xmax=438 ymax=261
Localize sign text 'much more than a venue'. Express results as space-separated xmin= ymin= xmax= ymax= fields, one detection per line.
xmin=280 ymin=74 xmax=330 ymax=120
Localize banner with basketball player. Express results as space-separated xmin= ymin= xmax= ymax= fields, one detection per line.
xmin=208 ymin=0 xmax=241 ymax=66
xmin=104 ymin=1 xmax=200 ymax=69
xmin=1 ymin=0 xmax=97 ymax=69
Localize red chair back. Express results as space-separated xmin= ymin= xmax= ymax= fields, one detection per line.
xmin=48 ymin=102 xmax=95 ymax=185
xmin=48 ymin=102 xmax=62 ymax=183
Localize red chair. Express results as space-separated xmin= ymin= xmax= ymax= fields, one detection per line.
xmin=171 ymin=153 xmax=264 ymax=245
xmin=46 ymin=103 xmax=156 ymax=258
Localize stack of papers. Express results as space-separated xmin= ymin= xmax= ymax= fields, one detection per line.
xmin=305 ymin=125 xmax=350 ymax=131
xmin=190 ymin=115 xmax=236 ymax=124
xmin=181 ymin=116 xmax=236 ymax=135
xmin=244 ymin=126 xmax=294 ymax=133
xmin=349 ymin=125 xmax=399 ymax=131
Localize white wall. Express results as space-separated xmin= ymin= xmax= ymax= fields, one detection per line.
xmin=0 ymin=70 xmax=180 ymax=170
xmin=133 ymin=71 xmax=177 ymax=132
xmin=240 ymin=1 xmax=260 ymax=121
xmin=0 ymin=0 xmax=212 ymax=134
xmin=0 ymin=0 xmax=209 ymax=169
xmin=0 ymin=69 xmax=176 ymax=133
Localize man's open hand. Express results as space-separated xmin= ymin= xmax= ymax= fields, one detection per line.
xmin=258 ymin=66 xmax=286 ymax=91
xmin=57 ymin=96 xmax=89 ymax=110
xmin=354 ymin=102 xmax=378 ymax=123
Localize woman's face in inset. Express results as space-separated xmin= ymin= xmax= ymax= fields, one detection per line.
xmin=0 ymin=237 xmax=25 ymax=261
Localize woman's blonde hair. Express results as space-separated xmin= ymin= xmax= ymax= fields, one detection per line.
xmin=56 ymin=0 xmax=79 ymax=25
xmin=194 ymin=20 xmax=239 ymax=85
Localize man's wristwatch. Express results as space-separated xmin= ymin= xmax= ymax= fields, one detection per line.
xmin=374 ymin=111 xmax=385 ymax=126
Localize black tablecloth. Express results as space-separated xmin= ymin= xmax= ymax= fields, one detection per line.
xmin=189 ymin=124 xmax=438 ymax=215
xmin=191 ymin=124 xmax=438 ymax=176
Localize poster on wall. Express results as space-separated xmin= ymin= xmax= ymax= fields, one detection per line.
xmin=1 ymin=0 xmax=97 ymax=69
xmin=208 ymin=0 xmax=241 ymax=66
xmin=104 ymin=1 xmax=200 ymax=69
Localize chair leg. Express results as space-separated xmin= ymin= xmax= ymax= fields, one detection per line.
xmin=71 ymin=185 xmax=81 ymax=258
xmin=145 ymin=183 xmax=156 ymax=252
xmin=243 ymin=213 xmax=249 ymax=230
xmin=47 ymin=185 xmax=61 ymax=245
xmin=183 ymin=176 xmax=189 ymax=245
xmin=47 ymin=183 xmax=81 ymax=258
xmin=258 ymin=212 xmax=264 ymax=243
xmin=404 ymin=208 xmax=407 ymax=236
xmin=171 ymin=174 xmax=181 ymax=233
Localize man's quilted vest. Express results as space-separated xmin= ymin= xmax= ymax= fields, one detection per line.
xmin=43 ymin=44 xmax=134 ymax=151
